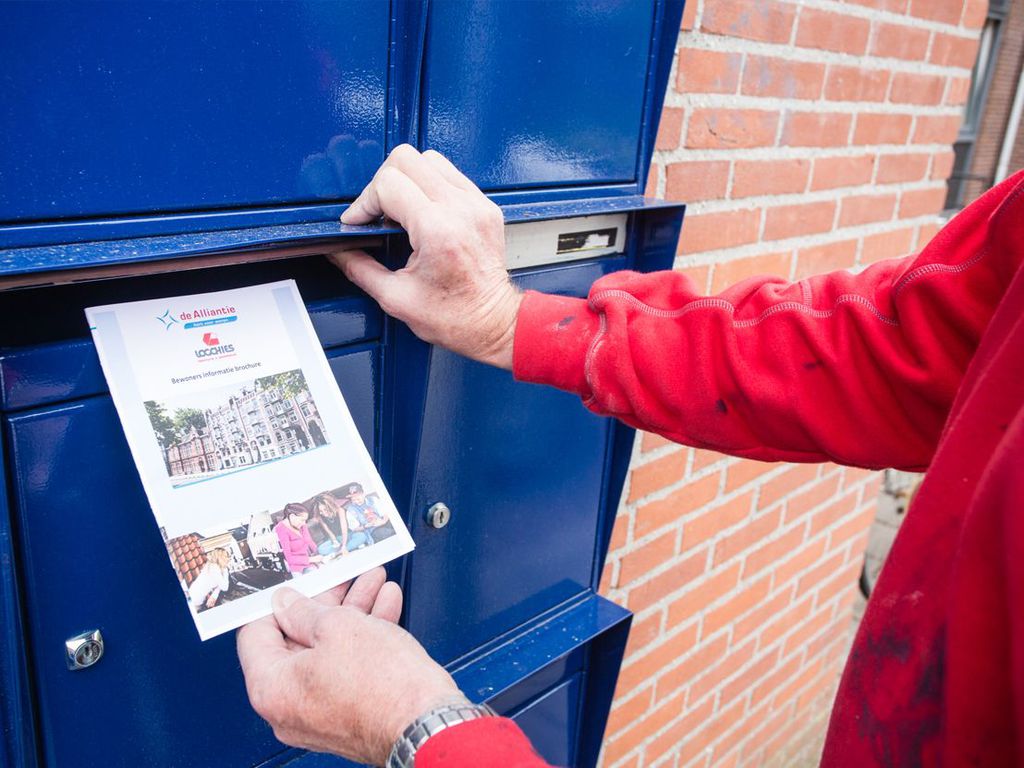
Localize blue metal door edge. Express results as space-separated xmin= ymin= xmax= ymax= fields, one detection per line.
xmin=0 ymin=429 xmax=39 ymax=768
xmin=0 ymin=197 xmax=684 ymax=283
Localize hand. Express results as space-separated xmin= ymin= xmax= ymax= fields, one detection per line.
xmin=237 ymin=567 xmax=465 ymax=766
xmin=331 ymin=145 xmax=522 ymax=370
xmin=310 ymin=555 xmax=324 ymax=564
xmin=205 ymin=595 xmax=217 ymax=609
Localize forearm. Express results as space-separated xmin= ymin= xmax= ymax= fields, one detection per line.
xmin=513 ymin=173 xmax=1023 ymax=469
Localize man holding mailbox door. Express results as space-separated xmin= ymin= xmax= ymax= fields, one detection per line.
xmin=237 ymin=145 xmax=1024 ymax=767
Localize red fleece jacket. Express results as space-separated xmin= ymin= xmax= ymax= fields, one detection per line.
xmin=418 ymin=170 xmax=1024 ymax=767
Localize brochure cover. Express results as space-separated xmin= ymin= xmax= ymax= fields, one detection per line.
xmin=86 ymin=280 xmax=414 ymax=640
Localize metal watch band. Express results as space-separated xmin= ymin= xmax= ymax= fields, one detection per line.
xmin=386 ymin=701 xmax=497 ymax=768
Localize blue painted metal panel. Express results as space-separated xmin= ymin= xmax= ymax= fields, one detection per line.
xmin=0 ymin=1 xmax=388 ymax=223
xmin=4 ymin=348 xmax=377 ymax=768
xmin=421 ymin=0 xmax=655 ymax=190
xmin=0 ymin=432 xmax=38 ymax=768
xmin=511 ymin=675 xmax=581 ymax=767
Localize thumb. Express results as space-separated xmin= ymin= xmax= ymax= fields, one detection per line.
xmin=327 ymin=250 xmax=414 ymax=319
xmin=272 ymin=587 xmax=332 ymax=648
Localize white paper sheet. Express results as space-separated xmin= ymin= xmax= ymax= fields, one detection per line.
xmin=86 ymin=280 xmax=414 ymax=639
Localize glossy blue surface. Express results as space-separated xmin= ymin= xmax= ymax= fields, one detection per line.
xmin=421 ymin=0 xmax=654 ymax=190
xmin=0 ymin=1 xmax=387 ymax=223
xmin=5 ymin=346 xmax=377 ymax=768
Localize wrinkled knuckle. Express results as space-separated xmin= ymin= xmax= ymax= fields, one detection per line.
xmin=423 ymin=148 xmax=443 ymax=161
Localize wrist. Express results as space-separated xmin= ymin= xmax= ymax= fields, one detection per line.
xmin=476 ymin=287 xmax=522 ymax=371
xmin=386 ymin=697 xmax=495 ymax=768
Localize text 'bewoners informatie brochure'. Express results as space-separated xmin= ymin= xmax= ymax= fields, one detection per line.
xmin=86 ymin=280 xmax=414 ymax=640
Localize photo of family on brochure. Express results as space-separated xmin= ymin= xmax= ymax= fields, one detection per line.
xmin=165 ymin=481 xmax=397 ymax=613
xmin=145 ymin=369 xmax=329 ymax=487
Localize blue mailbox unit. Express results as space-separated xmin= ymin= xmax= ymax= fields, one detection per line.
xmin=0 ymin=2 xmax=687 ymax=767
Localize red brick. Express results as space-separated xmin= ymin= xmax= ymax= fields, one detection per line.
xmin=783 ymin=604 xmax=834 ymax=657
xmin=701 ymin=0 xmax=797 ymax=44
xmin=741 ymin=55 xmax=825 ymax=100
xmin=677 ymin=265 xmax=711 ymax=295
xmin=655 ymin=634 xmax=729 ymax=701
xmin=616 ymin=625 xmax=700 ymax=695
xmin=603 ymin=689 xmax=685 ymax=764
xmin=827 ymin=506 xmax=874 ymax=551
xmin=785 ymin=474 xmax=842 ymax=523
xmin=824 ymin=65 xmax=890 ymax=102
xmin=599 ymin=561 xmax=613 ymax=595
xmin=666 ymin=160 xmax=731 ymax=202
xmin=962 ymin=0 xmax=988 ymax=28
xmin=681 ymin=491 xmax=753 ymax=552
xmin=628 ymin=549 xmax=709 ymax=612
xmin=758 ymin=463 xmax=819 ymax=510
xmin=719 ymin=646 xmax=781 ymax=704
xmin=680 ymin=0 xmax=697 ymax=30
xmin=693 ymin=447 xmax=725 ymax=472
xmin=781 ymin=112 xmax=852 ymax=147
xmin=713 ymin=509 xmax=782 ymax=566
xmin=655 ymin=107 xmax=684 ymax=151
xmin=908 ymin=0 xmax=962 ymax=25
xmin=636 ymin=471 xmax=720 ymax=538
xmin=641 ymin=431 xmax=674 ymax=454
xmin=609 ymin=513 xmax=629 ymax=552
xmin=931 ymin=32 xmax=981 ymax=69
xmin=629 ymin=450 xmax=688 ymax=503
xmin=743 ymin=524 xmax=807 ymax=579
xmin=668 ymin=563 xmax=742 ymax=626
xmin=913 ymin=114 xmax=962 ymax=145
xmin=624 ymin=611 xmax=664 ymax=658
xmin=871 ymin=22 xmax=929 ymax=61
xmin=732 ymin=159 xmax=810 ymax=198
xmin=676 ymin=47 xmax=743 ymax=94
xmin=687 ymin=108 xmax=779 ymax=149
xmin=838 ymin=193 xmax=897 ymax=227
xmin=794 ymin=238 xmax=857 ymax=280
xmin=847 ymin=0 xmax=908 ymax=12
xmin=760 ymin=595 xmax=814 ymax=648
xmin=705 ymin=577 xmax=773 ymax=637
xmin=862 ymin=227 xmax=916 ymax=266
xmin=620 ymin=531 xmax=677 ymax=585
xmin=809 ymin=490 xmax=858 ymax=535
xmin=853 ymin=113 xmax=913 ymax=145
xmin=606 ymin=685 xmax=654 ymax=739
xmin=679 ymin=208 xmax=761 ymax=254
xmin=877 ymin=152 xmax=931 ymax=184
xmin=900 ymin=186 xmax=947 ymax=219
xmin=763 ymin=200 xmax=837 ymax=240
xmin=796 ymin=8 xmax=869 ymax=55
xmin=644 ymin=164 xmax=660 ymax=198
xmin=932 ymin=150 xmax=956 ymax=181
xmin=725 ymin=458 xmax=777 ymax=493
xmin=711 ymin=252 xmax=792 ymax=293
xmin=733 ymin=585 xmax=794 ymax=642
xmin=795 ymin=550 xmax=845 ymax=599
xmin=750 ymin=653 xmax=803 ymax=708
xmin=644 ymin=696 xmax=717 ymax=765
xmin=811 ymin=155 xmax=875 ymax=191
xmin=946 ymin=75 xmax=972 ymax=107
xmin=688 ymin=638 xmax=758 ymax=704
xmin=672 ymin=698 xmax=746 ymax=767
xmin=917 ymin=221 xmax=943 ymax=246
xmin=891 ymin=73 xmax=947 ymax=106
xmin=815 ymin=561 xmax=863 ymax=608
xmin=773 ymin=537 xmax=828 ymax=589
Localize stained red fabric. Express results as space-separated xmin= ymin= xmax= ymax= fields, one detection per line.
xmin=417 ymin=170 xmax=1024 ymax=767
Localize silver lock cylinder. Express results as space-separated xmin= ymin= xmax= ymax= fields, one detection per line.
xmin=65 ymin=629 xmax=104 ymax=671
xmin=426 ymin=502 xmax=451 ymax=529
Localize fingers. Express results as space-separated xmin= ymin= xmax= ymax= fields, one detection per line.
xmin=384 ymin=145 xmax=455 ymax=202
xmin=313 ymin=580 xmax=352 ymax=608
xmin=341 ymin=165 xmax=430 ymax=227
xmin=272 ymin=587 xmax=332 ymax=648
xmin=339 ymin=567 xmax=387 ymax=614
xmin=237 ymin=615 xmax=291 ymax=678
xmin=422 ymin=149 xmax=480 ymax=194
xmin=328 ymin=250 xmax=415 ymax=317
xmin=371 ymin=581 xmax=403 ymax=623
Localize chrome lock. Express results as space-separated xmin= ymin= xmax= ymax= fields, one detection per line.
xmin=426 ymin=502 xmax=451 ymax=529
xmin=65 ymin=629 xmax=104 ymax=671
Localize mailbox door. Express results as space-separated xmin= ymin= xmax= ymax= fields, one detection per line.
xmin=5 ymin=346 xmax=377 ymax=768
xmin=403 ymin=259 xmax=622 ymax=664
xmin=420 ymin=0 xmax=655 ymax=190
xmin=0 ymin=1 xmax=388 ymax=223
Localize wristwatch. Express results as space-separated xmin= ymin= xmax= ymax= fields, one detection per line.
xmin=386 ymin=700 xmax=497 ymax=768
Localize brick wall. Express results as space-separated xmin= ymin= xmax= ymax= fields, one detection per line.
xmin=965 ymin=0 xmax=1024 ymax=203
xmin=598 ymin=2 xmax=984 ymax=766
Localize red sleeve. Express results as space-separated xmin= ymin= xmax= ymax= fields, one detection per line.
xmin=416 ymin=718 xmax=552 ymax=767
xmin=513 ymin=171 xmax=1024 ymax=471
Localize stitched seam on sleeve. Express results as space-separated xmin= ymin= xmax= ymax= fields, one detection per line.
xmin=582 ymin=310 xmax=607 ymax=406
xmin=891 ymin=248 xmax=987 ymax=297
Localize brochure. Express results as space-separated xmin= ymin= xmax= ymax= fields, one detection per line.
xmin=86 ymin=280 xmax=414 ymax=640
